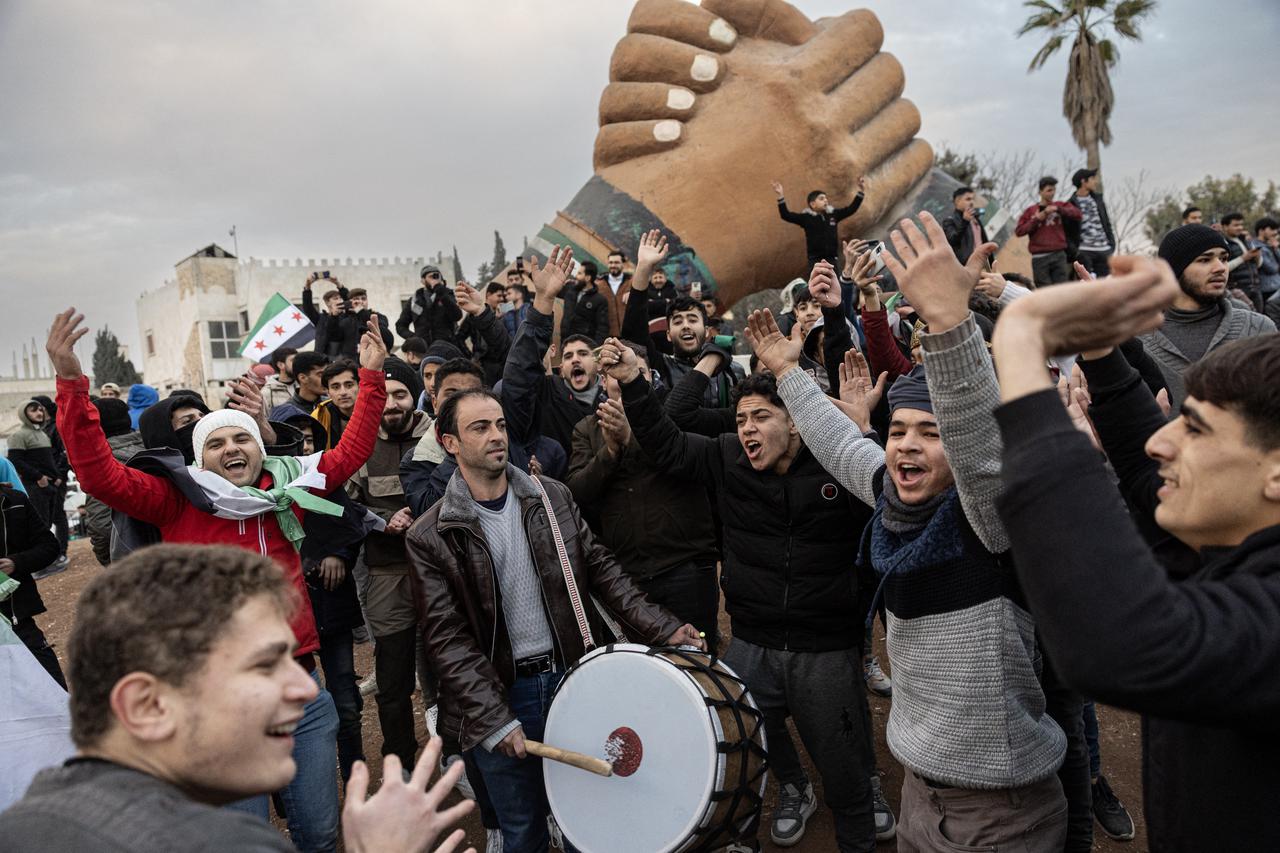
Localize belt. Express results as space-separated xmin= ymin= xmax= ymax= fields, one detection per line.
xmin=514 ymin=652 xmax=556 ymax=677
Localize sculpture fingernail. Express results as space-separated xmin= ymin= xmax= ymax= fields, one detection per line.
xmin=709 ymin=18 xmax=737 ymax=46
xmin=653 ymin=120 xmax=682 ymax=142
xmin=666 ymin=88 xmax=695 ymax=110
xmin=690 ymin=54 xmax=718 ymax=82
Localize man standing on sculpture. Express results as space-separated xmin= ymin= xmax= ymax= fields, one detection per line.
xmin=773 ymin=177 xmax=866 ymax=269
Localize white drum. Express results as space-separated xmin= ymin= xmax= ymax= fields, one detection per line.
xmin=543 ymin=644 xmax=768 ymax=853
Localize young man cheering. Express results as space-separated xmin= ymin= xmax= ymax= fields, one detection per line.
xmin=988 ymin=257 xmax=1280 ymax=852
xmin=0 ymin=543 xmax=473 ymax=853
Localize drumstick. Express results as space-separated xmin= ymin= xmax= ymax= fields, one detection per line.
xmin=524 ymin=739 xmax=614 ymax=777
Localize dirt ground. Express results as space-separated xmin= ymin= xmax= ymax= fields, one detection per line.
xmin=34 ymin=539 xmax=1147 ymax=851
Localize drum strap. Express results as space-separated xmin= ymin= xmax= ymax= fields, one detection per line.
xmin=530 ymin=476 xmax=625 ymax=650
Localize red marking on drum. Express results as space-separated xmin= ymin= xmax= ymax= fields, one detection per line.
xmin=605 ymin=726 xmax=643 ymax=777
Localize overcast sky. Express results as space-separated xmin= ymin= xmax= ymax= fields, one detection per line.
xmin=2 ymin=0 xmax=1277 ymax=371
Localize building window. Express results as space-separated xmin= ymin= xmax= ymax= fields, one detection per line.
xmin=239 ymin=310 xmax=250 ymax=332
xmin=146 ymin=332 xmax=155 ymax=356
xmin=208 ymin=320 xmax=241 ymax=359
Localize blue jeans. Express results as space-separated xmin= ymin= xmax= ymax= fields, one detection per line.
xmin=465 ymin=672 xmax=576 ymax=853
xmin=229 ymin=671 xmax=341 ymax=853
xmin=318 ymin=630 xmax=364 ymax=781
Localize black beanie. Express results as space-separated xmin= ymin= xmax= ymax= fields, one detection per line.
xmin=422 ymin=340 xmax=464 ymax=365
xmin=887 ymin=364 xmax=933 ymax=415
xmin=93 ymin=397 xmax=133 ymax=438
xmin=382 ymin=356 xmax=424 ymax=402
xmin=1158 ymin=225 xmax=1229 ymax=281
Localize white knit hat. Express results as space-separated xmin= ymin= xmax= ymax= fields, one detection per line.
xmin=191 ymin=409 xmax=266 ymax=469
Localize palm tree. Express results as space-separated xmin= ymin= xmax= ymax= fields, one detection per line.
xmin=1018 ymin=0 xmax=1157 ymax=186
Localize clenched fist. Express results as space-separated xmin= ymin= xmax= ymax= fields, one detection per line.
xmin=537 ymin=0 xmax=933 ymax=309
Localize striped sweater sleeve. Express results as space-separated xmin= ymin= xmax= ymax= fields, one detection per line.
xmin=776 ymin=368 xmax=883 ymax=507
xmin=919 ymin=313 xmax=1008 ymax=553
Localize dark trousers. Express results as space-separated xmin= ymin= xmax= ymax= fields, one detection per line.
xmin=636 ymin=561 xmax=719 ymax=647
xmin=1082 ymin=701 xmax=1102 ymax=778
xmin=13 ymin=617 xmax=66 ymax=689
xmin=1031 ymin=251 xmax=1071 ymax=286
xmin=317 ymin=629 xmax=364 ymax=781
xmin=51 ymin=486 xmax=68 ymax=557
xmin=464 ymin=672 xmax=578 ymax=853
xmin=1043 ymin=656 xmax=1093 ymax=853
xmin=373 ymin=625 xmax=419 ymax=770
xmin=1075 ymin=249 xmax=1112 ymax=278
xmin=724 ymin=639 xmax=877 ymax=853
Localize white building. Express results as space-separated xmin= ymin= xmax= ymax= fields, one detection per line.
xmin=135 ymin=244 xmax=457 ymax=404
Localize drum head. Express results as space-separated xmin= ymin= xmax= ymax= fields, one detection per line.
xmin=544 ymin=645 xmax=720 ymax=853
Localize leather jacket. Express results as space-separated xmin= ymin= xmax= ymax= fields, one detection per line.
xmin=406 ymin=465 xmax=681 ymax=750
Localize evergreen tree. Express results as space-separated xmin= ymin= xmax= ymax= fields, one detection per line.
xmin=451 ymin=245 xmax=464 ymax=283
xmin=475 ymin=261 xmax=492 ymax=284
xmin=91 ymin=327 xmax=142 ymax=386
xmin=491 ymin=230 xmax=508 ymax=277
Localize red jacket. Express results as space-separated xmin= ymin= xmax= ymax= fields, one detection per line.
xmin=56 ymin=369 xmax=387 ymax=655
xmin=1014 ymin=201 xmax=1081 ymax=254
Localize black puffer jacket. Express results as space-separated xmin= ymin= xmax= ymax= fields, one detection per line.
xmin=622 ymin=376 xmax=871 ymax=651
xmin=396 ymin=284 xmax=462 ymax=345
xmin=1 ymin=486 xmax=59 ymax=622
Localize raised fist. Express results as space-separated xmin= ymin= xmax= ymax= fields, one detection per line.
xmin=537 ymin=0 xmax=933 ymax=309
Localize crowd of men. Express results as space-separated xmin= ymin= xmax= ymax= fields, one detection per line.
xmin=1 ymin=168 xmax=1278 ymax=853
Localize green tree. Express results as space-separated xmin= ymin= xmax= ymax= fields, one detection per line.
xmin=1145 ymin=174 xmax=1280 ymax=245
xmin=91 ymin=327 xmax=142 ymax=386
xmin=490 ymin=231 xmax=508 ymax=277
xmin=935 ymin=146 xmax=981 ymax=188
xmin=1018 ymin=0 xmax=1157 ymax=183
xmin=451 ymin=245 xmax=464 ymax=283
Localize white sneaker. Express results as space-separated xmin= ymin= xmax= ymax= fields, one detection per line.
xmin=440 ymin=753 xmax=475 ymax=800
xmin=770 ymin=781 xmax=817 ymax=847
xmin=485 ymin=828 xmax=503 ymax=853
xmin=863 ymin=654 xmax=893 ymax=698
xmin=358 ymin=672 xmax=377 ymax=696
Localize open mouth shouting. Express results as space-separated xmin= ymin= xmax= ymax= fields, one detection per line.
xmin=266 ymin=717 xmax=301 ymax=742
xmin=743 ymin=438 xmax=763 ymax=463
xmin=895 ymin=460 xmax=927 ymax=489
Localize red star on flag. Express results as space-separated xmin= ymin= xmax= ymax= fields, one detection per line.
xmin=291 ymin=312 xmax=302 ymax=321
xmin=253 ymin=340 xmax=266 ymax=350
xmin=273 ymin=325 xmax=285 ymax=336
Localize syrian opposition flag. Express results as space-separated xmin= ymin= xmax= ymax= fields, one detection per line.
xmin=239 ymin=293 xmax=315 ymax=362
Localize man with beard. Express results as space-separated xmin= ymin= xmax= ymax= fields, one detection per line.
xmin=406 ymin=387 xmax=702 ymax=851
xmin=502 ymin=246 xmax=606 ymax=455
xmin=343 ymin=357 xmax=446 ymax=782
xmin=264 ymin=347 xmax=298 ymax=412
xmin=601 ymin=249 xmax=633 ymax=337
xmin=623 ymin=230 xmax=744 ymax=409
xmin=1139 ymin=224 xmax=1275 ymax=412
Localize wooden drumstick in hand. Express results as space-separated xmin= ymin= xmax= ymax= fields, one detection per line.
xmin=524 ymin=740 xmax=613 ymax=777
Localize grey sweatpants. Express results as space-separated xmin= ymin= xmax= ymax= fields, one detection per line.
xmin=722 ymin=639 xmax=877 ymax=853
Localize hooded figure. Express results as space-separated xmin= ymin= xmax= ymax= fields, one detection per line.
xmin=126 ymin=384 xmax=160 ymax=429
xmin=6 ymin=401 xmax=56 ymax=492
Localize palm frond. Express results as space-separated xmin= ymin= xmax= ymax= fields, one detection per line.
xmin=1028 ymin=33 xmax=1068 ymax=70
xmin=1017 ymin=10 xmax=1066 ymax=36
xmin=1023 ymin=0 xmax=1064 ymax=13
xmin=1097 ymin=38 xmax=1118 ymax=66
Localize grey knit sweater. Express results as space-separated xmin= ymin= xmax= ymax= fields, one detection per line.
xmin=1139 ymin=297 xmax=1275 ymax=413
xmin=777 ymin=314 xmax=1065 ymax=789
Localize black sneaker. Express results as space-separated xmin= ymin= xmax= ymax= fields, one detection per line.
xmin=1092 ymin=774 xmax=1135 ymax=841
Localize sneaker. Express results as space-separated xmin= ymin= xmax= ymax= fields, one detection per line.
xmin=1092 ymin=774 xmax=1135 ymax=841
xmin=440 ymin=753 xmax=475 ymax=800
xmin=721 ymin=842 xmax=761 ymax=852
xmin=485 ymin=828 xmax=503 ymax=853
xmin=863 ymin=655 xmax=892 ymax=698
xmin=770 ymin=780 xmax=817 ymax=847
xmin=32 ymin=556 xmax=69 ymax=580
xmin=358 ymin=672 xmax=377 ymax=696
xmin=870 ymin=774 xmax=896 ymax=841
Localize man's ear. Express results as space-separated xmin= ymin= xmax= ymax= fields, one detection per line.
xmin=1262 ymin=451 xmax=1280 ymax=504
xmin=440 ymin=432 xmax=460 ymax=456
xmin=110 ymin=672 xmax=179 ymax=743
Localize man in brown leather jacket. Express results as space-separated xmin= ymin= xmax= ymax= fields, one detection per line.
xmin=406 ymin=386 xmax=702 ymax=852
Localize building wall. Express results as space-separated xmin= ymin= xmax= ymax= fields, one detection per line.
xmin=137 ymin=248 xmax=455 ymax=407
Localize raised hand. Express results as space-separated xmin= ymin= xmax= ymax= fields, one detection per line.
xmin=592 ymin=0 xmax=934 ymax=307
xmin=455 ymin=280 xmax=485 ymax=316
xmin=342 ymin=739 xmax=476 ymax=853
xmin=975 ymin=271 xmax=1007 ymax=300
xmin=770 ymin=180 xmax=784 ymax=198
xmin=227 ymin=378 xmax=276 ymax=444
xmin=632 ymin=229 xmax=670 ymax=291
xmin=46 ymin=309 xmax=89 ymax=380
xmin=597 ymin=337 xmax=642 ymax=384
xmin=743 ymin=309 xmax=803 ymax=378
xmin=358 ymin=314 xmax=388 ymax=372
xmin=837 ymin=349 xmax=887 ymax=432
xmin=849 ymin=247 xmax=883 ymax=293
xmin=841 ymin=238 xmax=867 ymax=273
xmin=808 ymin=260 xmax=842 ymax=308
xmin=882 ymin=211 xmax=996 ymax=332
xmin=530 ymin=246 xmax=576 ymax=314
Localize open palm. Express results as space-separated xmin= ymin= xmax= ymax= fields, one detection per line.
xmin=744 ymin=309 xmax=802 ymax=376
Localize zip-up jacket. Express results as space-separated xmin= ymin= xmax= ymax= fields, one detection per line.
xmin=56 ymin=369 xmax=387 ymax=656
xmin=1 ymin=485 xmax=59 ymax=623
